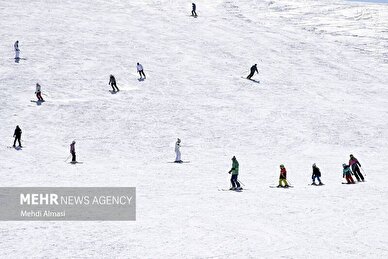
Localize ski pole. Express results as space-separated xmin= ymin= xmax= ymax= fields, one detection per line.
xmin=227 ymin=172 xmax=232 ymax=189
xmin=360 ymin=167 xmax=366 ymax=176
xmin=238 ymin=180 xmax=245 ymax=186
xmin=64 ymin=154 xmax=71 ymax=162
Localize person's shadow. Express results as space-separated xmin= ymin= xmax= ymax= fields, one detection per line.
xmin=31 ymin=100 xmax=44 ymax=106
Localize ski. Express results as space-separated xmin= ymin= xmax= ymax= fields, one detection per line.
xmin=309 ymin=183 xmax=325 ymax=186
xmin=69 ymin=161 xmax=83 ymax=164
xmin=168 ymin=161 xmax=190 ymax=163
xmin=269 ymin=185 xmax=294 ymax=188
xmin=218 ymin=188 xmax=243 ymax=192
xmin=241 ymin=77 xmax=260 ymax=84
xmin=7 ymin=146 xmax=24 ymax=149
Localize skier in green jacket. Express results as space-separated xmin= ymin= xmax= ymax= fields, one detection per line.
xmin=228 ymin=156 xmax=242 ymax=190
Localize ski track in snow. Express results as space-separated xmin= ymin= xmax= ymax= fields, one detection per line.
xmin=0 ymin=0 xmax=388 ymax=258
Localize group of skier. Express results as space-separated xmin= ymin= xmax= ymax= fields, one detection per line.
xmin=343 ymin=154 xmax=364 ymax=184
xmin=15 ymin=41 xmax=147 ymax=99
xmin=15 ymin=39 xmax=257 ymax=101
xmin=172 ymin=139 xmax=365 ymax=190
xmin=109 ymin=63 xmax=146 ymax=92
xmin=10 ymin=125 xmax=77 ymax=163
xmin=10 ymin=4 xmax=361 ymax=182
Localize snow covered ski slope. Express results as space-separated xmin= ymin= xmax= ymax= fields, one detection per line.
xmin=0 ymin=0 xmax=387 ymax=258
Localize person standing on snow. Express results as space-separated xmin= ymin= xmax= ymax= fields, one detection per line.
xmin=277 ymin=164 xmax=290 ymax=188
xmin=228 ymin=156 xmax=241 ymax=190
xmin=192 ymin=3 xmax=197 ymax=17
xmin=311 ymin=163 xmax=323 ymax=185
xmin=109 ymin=75 xmax=119 ymax=92
xmin=137 ymin=63 xmax=146 ymax=79
xmin=70 ymin=141 xmax=76 ymax=163
xmin=247 ymin=64 xmax=258 ymax=79
xmin=13 ymin=125 xmax=22 ymax=148
xmin=349 ymin=154 xmax=364 ymax=182
xmin=14 ymin=40 xmax=20 ymax=59
xmin=343 ymin=163 xmax=355 ymax=184
xmin=35 ymin=83 xmax=44 ymax=101
xmin=174 ymin=138 xmax=182 ymax=163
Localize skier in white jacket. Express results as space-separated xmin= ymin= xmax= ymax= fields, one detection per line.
xmin=175 ymin=138 xmax=182 ymax=163
xmin=137 ymin=62 xmax=146 ymax=79
xmin=14 ymin=40 xmax=20 ymax=59
xmin=35 ymin=83 xmax=44 ymax=101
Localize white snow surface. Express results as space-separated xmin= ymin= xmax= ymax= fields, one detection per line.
xmin=1 ymin=0 xmax=388 ymax=258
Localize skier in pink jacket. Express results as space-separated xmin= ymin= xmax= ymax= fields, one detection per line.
xmin=349 ymin=154 xmax=364 ymax=182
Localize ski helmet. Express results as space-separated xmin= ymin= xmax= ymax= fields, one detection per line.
xmin=312 ymin=163 xmax=316 ymax=167
xmin=342 ymin=163 xmax=347 ymax=167
xmin=280 ymin=164 xmax=284 ymax=168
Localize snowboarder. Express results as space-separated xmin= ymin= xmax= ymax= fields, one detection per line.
xmin=109 ymin=75 xmax=119 ymax=92
xmin=311 ymin=163 xmax=323 ymax=185
xmin=343 ymin=163 xmax=355 ymax=184
xmin=192 ymin=3 xmax=197 ymax=17
xmin=137 ymin=63 xmax=146 ymax=79
xmin=247 ymin=64 xmax=258 ymax=80
xmin=174 ymin=138 xmax=182 ymax=163
xmin=13 ymin=125 xmax=22 ymax=148
xmin=228 ymin=156 xmax=241 ymax=190
xmin=277 ymin=164 xmax=290 ymax=188
xmin=35 ymin=83 xmax=44 ymax=101
xmin=14 ymin=40 xmax=20 ymax=59
xmin=349 ymin=154 xmax=364 ymax=182
xmin=70 ymin=141 xmax=76 ymax=163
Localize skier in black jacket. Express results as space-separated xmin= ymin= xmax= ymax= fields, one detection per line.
xmin=247 ymin=64 xmax=258 ymax=79
xmin=311 ymin=163 xmax=323 ymax=185
xmin=13 ymin=125 xmax=22 ymax=147
xmin=192 ymin=3 xmax=197 ymax=17
xmin=109 ymin=75 xmax=119 ymax=92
